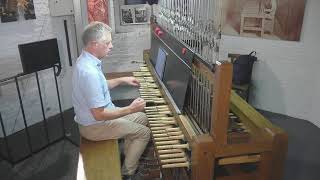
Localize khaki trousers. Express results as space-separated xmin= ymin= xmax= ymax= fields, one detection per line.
xmin=78 ymin=112 xmax=150 ymax=175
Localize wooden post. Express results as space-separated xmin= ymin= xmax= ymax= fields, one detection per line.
xmin=211 ymin=61 xmax=233 ymax=145
xmin=191 ymin=134 xmax=215 ymax=180
xmin=270 ymin=133 xmax=288 ymax=180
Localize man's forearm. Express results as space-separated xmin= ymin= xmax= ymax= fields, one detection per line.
xmin=107 ymin=77 xmax=125 ymax=89
xmin=92 ymin=106 xmax=132 ymax=121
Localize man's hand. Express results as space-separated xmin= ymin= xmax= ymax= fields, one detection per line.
xmin=122 ymin=76 xmax=140 ymax=87
xmin=129 ymin=98 xmax=146 ymax=113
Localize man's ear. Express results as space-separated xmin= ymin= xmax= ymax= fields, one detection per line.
xmin=90 ymin=41 xmax=97 ymax=47
xmin=89 ymin=42 xmax=98 ymax=49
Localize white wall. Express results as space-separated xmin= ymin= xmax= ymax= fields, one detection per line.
xmin=101 ymin=1 xmax=151 ymax=73
xmin=219 ymin=0 xmax=320 ymax=127
xmin=0 ymin=0 xmax=78 ymax=135
xmin=306 ymin=0 xmax=320 ymax=128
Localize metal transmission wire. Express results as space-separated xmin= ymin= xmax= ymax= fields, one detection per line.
xmin=156 ymin=0 xmax=222 ymax=65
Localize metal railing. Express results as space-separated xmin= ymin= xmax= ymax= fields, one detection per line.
xmin=0 ymin=66 xmax=77 ymax=165
xmin=185 ymin=64 xmax=213 ymax=134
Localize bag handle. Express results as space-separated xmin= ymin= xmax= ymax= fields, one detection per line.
xmin=249 ymin=51 xmax=256 ymax=56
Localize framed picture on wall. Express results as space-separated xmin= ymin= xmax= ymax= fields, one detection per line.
xmin=0 ymin=0 xmax=36 ymax=23
xmin=121 ymin=7 xmax=133 ymax=24
xmin=220 ymin=0 xmax=306 ymax=41
xmin=87 ymin=0 xmax=109 ymax=25
xmin=120 ymin=4 xmax=149 ymax=25
xmin=134 ymin=7 xmax=147 ymax=23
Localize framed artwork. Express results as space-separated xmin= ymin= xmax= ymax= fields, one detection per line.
xmin=87 ymin=0 xmax=109 ymax=25
xmin=121 ymin=7 xmax=133 ymax=24
xmin=220 ymin=0 xmax=306 ymax=41
xmin=120 ymin=4 xmax=149 ymax=25
xmin=0 ymin=0 xmax=36 ymax=23
xmin=134 ymin=7 xmax=147 ymax=23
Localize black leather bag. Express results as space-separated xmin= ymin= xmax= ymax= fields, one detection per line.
xmin=232 ymin=51 xmax=257 ymax=85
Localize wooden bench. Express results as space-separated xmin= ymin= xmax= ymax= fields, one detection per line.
xmin=77 ymin=138 xmax=122 ymax=180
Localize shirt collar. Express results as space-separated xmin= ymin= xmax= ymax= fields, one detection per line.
xmin=82 ymin=50 xmax=102 ymax=67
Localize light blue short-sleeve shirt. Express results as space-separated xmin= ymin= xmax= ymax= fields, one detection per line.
xmin=72 ymin=50 xmax=115 ymax=126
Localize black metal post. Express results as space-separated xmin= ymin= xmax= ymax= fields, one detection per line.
xmin=15 ymin=76 xmax=33 ymax=154
xmin=35 ymin=72 xmax=50 ymax=144
xmin=53 ymin=67 xmax=78 ymax=147
xmin=0 ymin=112 xmax=14 ymax=164
xmin=64 ymin=19 xmax=73 ymax=66
xmin=53 ymin=66 xmax=66 ymax=135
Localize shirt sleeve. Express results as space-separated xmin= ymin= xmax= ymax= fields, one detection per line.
xmin=79 ymin=71 xmax=107 ymax=109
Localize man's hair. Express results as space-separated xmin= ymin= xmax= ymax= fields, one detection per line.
xmin=82 ymin=21 xmax=112 ymax=46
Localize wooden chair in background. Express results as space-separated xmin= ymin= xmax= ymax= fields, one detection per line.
xmin=240 ymin=0 xmax=265 ymax=37
xmin=240 ymin=0 xmax=277 ymax=37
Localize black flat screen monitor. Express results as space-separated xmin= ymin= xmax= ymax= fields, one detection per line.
xmin=18 ymin=38 xmax=60 ymax=74
xmin=155 ymin=47 xmax=167 ymax=80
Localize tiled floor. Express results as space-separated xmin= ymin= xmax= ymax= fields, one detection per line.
xmin=0 ymin=140 xmax=79 ymax=180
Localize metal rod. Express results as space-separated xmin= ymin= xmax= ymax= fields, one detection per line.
xmin=53 ymin=67 xmax=66 ymax=136
xmin=209 ymin=82 xmax=213 ymax=133
xmin=205 ymin=79 xmax=210 ymax=132
xmin=15 ymin=76 xmax=33 ymax=153
xmin=35 ymin=72 xmax=50 ymax=143
xmin=64 ymin=19 xmax=72 ymax=66
xmin=0 ymin=112 xmax=13 ymax=163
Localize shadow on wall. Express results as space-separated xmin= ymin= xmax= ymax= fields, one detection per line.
xmin=309 ymin=77 xmax=320 ymax=128
xmin=249 ymin=58 xmax=286 ymax=113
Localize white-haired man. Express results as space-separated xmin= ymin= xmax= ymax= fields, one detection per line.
xmin=72 ymin=21 xmax=150 ymax=179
